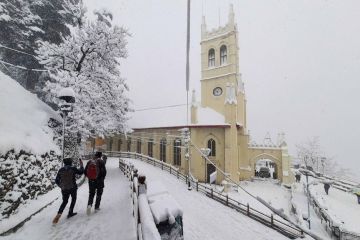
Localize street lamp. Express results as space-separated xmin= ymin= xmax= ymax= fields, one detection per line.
xmin=180 ymin=128 xmax=192 ymax=190
xmin=58 ymin=87 xmax=75 ymax=163
xmin=303 ymin=155 xmax=311 ymax=230
xmin=200 ymin=148 xmax=211 ymax=183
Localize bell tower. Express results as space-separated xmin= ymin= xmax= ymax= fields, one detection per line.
xmin=200 ymin=4 xmax=246 ymax=129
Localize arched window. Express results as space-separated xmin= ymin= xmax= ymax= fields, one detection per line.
xmin=117 ymin=139 xmax=122 ymax=151
xmin=220 ymin=45 xmax=227 ymax=65
xmin=148 ymin=139 xmax=153 ymax=157
xmin=207 ymin=138 xmax=216 ymax=157
xmin=137 ymin=139 xmax=142 ymax=154
xmin=160 ymin=138 xmax=167 ymax=162
xmin=173 ymin=139 xmax=181 ymax=166
xmin=127 ymin=138 xmax=131 ymax=152
xmin=208 ymin=48 xmax=215 ymax=67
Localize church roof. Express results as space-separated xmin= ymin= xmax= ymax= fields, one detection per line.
xmin=129 ymin=104 xmax=228 ymax=130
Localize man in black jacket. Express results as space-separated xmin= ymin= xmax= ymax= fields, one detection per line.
xmin=85 ymin=151 xmax=107 ymax=215
xmin=52 ymin=158 xmax=84 ymax=224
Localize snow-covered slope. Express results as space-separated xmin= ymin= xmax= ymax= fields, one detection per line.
xmin=0 ymin=71 xmax=60 ymax=155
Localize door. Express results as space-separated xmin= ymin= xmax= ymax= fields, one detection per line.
xmin=207 ymin=164 xmax=216 ymax=183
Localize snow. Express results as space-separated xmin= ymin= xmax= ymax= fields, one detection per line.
xmin=0 ymin=71 xmax=60 ymax=155
xmin=58 ymin=87 xmax=75 ymax=99
xmin=146 ymin=181 xmax=183 ymax=224
xmin=138 ymin=194 xmax=161 ymax=240
xmin=130 ymin=105 xmax=227 ymax=129
xmin=1 ymin=159 xmax=137 ymax=240
xmin=126 ymin=158 xmax=290 ymax=240
xmin=309 ymin=178 xmax=360 ymax=234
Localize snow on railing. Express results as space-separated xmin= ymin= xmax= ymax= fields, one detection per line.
xmin=119 ymin=158 xmax=183 ymax=240
xmin=303 ymin=183 xmax=360 ymax=240
xmin=115 ymin=151 xmax=304 ymax=240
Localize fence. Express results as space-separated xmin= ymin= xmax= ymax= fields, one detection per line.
xmin=305 ymin=186 xmax=360 ymax=240
xmin=113 ymin=151 xmax=304 ymax=239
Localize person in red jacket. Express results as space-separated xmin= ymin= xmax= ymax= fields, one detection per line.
xmin=85 ymin=151 xmax=107 ymax=215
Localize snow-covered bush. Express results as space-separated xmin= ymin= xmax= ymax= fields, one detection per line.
xmin=0 ymin=150 xmax=61 ymax=219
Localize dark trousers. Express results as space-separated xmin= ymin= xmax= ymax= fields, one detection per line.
xmin=357 ymin=195 xmax=360 ymax=204
xmin=58 ymin=188 xmax=77 ymax=214
xmin=88 ymin=180 xmax=104 ymax=209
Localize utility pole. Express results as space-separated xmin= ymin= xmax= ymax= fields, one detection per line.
xmin=185 ymin=0 xmax=191 ymax=191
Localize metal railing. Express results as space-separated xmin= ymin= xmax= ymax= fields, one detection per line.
xmin=113 ymin=151 xmax=304 ymax=239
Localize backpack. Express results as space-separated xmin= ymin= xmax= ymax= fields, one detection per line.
xmin=86 ymin=160 xmax=99 ymax=180
xmin=59 ymin=167 xmax=75 ymax=190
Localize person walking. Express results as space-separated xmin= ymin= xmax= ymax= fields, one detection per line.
xmin=85 ymin=151 xmax=107 ymax=215
xmin=52 ymin=158 xmax=84 ymax=224
xmin=324 ymin=182 xmax=330 ymax=195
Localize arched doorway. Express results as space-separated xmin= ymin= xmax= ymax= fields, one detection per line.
xmin=254 ymin=158 xmax=278 ymax=179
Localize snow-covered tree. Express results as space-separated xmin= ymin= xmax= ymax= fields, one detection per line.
xmin=36 ymin=11 xmax=131 ymax=142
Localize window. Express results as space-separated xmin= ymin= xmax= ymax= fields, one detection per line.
xmin=173 ymin=139 xmax=181 ymax=166
xmin=160 ymin=138 xmax=167 ymax=162
xmin=117 ymin=139 xmax=122 ymax=151
xmin=208 ymin=48 xmax=215 ymax=67
xmin=107 ymin=138 xmax=113 ymax=151
xmin=148 ymin=139 xmax=153 ymax=157
xmin=207 ymin=138 xmax=216 ymax=157
xmin=220 ymin=45 xmax=227 ymax=65
xmin=127 ymin=138 xmax=131 ymax=152
xmin=137 ymin=139 xmax=142 ymax=154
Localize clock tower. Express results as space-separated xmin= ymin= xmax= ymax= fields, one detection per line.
xmin=200 ymin=4 xmax=246 ymax=130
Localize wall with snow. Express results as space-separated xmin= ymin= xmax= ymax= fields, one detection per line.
xmin=0 ymin=71 xmax=62 ymax=220
xmin=0 ymin=150 xmax=60 ymax=220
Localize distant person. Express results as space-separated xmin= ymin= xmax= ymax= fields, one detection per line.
xmin=138 ymin=175 xmax=147 ymax=195
xmin=52 ymin=158 xmax=84 ymax=224
xmin=352 ymin=186 xmax=360 ymax=204
xmin=324 ymin=182 xmax=331 ymax=195
xmin=102 ymin=154 xmax=108 ymax=165
xmin=85 ymin=151 xmax=107 ymax=215
xmin=295 ymin=173 xmax=301 ymax=183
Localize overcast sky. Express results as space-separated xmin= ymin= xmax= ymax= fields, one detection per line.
xmin=86 ymin=0 xmax=360 ymax=176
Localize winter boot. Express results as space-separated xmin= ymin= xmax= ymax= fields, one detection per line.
xmin=67 ymin=212 xmax=77 ymax=218
xmin=86 ymin=205 xmax=91 ymax=215
xmin=52 ymin=214 xmax=61 ymax=224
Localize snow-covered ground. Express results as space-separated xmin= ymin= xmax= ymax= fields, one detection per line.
xmin=227 ymin=179 xmax=291 ymax=220
xmin=1 ymin=159 xmax=136 ymax=240
xmin=127 ymin=158 xmax=291 ymax=240
xmin=0 ymin=71 xmax=60 ymax=155
xmin=308 ymin=177 xmax=360 ymax=234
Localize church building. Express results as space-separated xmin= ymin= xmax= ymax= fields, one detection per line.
xmin=103 ymin=5 xmax=294 ymax=185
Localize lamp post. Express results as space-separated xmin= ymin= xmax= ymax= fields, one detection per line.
xmin=58 ymin=87 xmax=75 ymax=163
xmin=200 ymin=148 xmax=211 ymax=183
xmin=304 ymin=155 xmax=311 ymax=229
xmin=180 ymin=128 xmax=192 ymax=190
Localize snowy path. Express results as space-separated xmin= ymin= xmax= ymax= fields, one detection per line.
xmin=311 ymin=180 xmax=360 ymax=233
xmin=127 ymin=158 xmax=290 ymax=240
xmin=292 ymin=183 xmax=330 ymax=239
xmin=2 ymin=159 xmax=136 ymax=240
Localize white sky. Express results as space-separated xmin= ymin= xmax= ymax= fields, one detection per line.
xmin=85 ymin=0 xmax=360 ymax=175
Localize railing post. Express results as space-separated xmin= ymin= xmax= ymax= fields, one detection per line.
xmin=186 ymin=175 xmax=188 ymax=184
xmin=153 ymin=158 xmax=155 ymax=166
xmin=226 ymin=194 xmax=229 ymax=206
xmin=177 ymin=170 xmax=179 ymax=179
xmin=211 ymin=188 xmax=213 ymax=199
xmin=196 ymin=181 xmax=198 ymax=191
xmin=170 ymin=167 xmax=172 ymax=175
xmin=271 ymin=214 xmax=274 ymax=227
xmin=247 ymin=203 xmax=250 ymax=216
xmin=161 ymin=162 xmax=163 ymax=170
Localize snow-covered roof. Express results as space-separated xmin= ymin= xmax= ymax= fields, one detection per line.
xmin=0 ymin=71 xmax=61 ymax=155
xmin=129 ymin=104 xmax=228 ymax=129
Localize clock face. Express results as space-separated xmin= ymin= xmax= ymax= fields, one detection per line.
xmin=213 ymin=87 xmax=223 ymax=96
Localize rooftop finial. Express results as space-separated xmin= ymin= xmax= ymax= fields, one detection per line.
xmin=228 ymin=3 xmax=235 ymax=26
